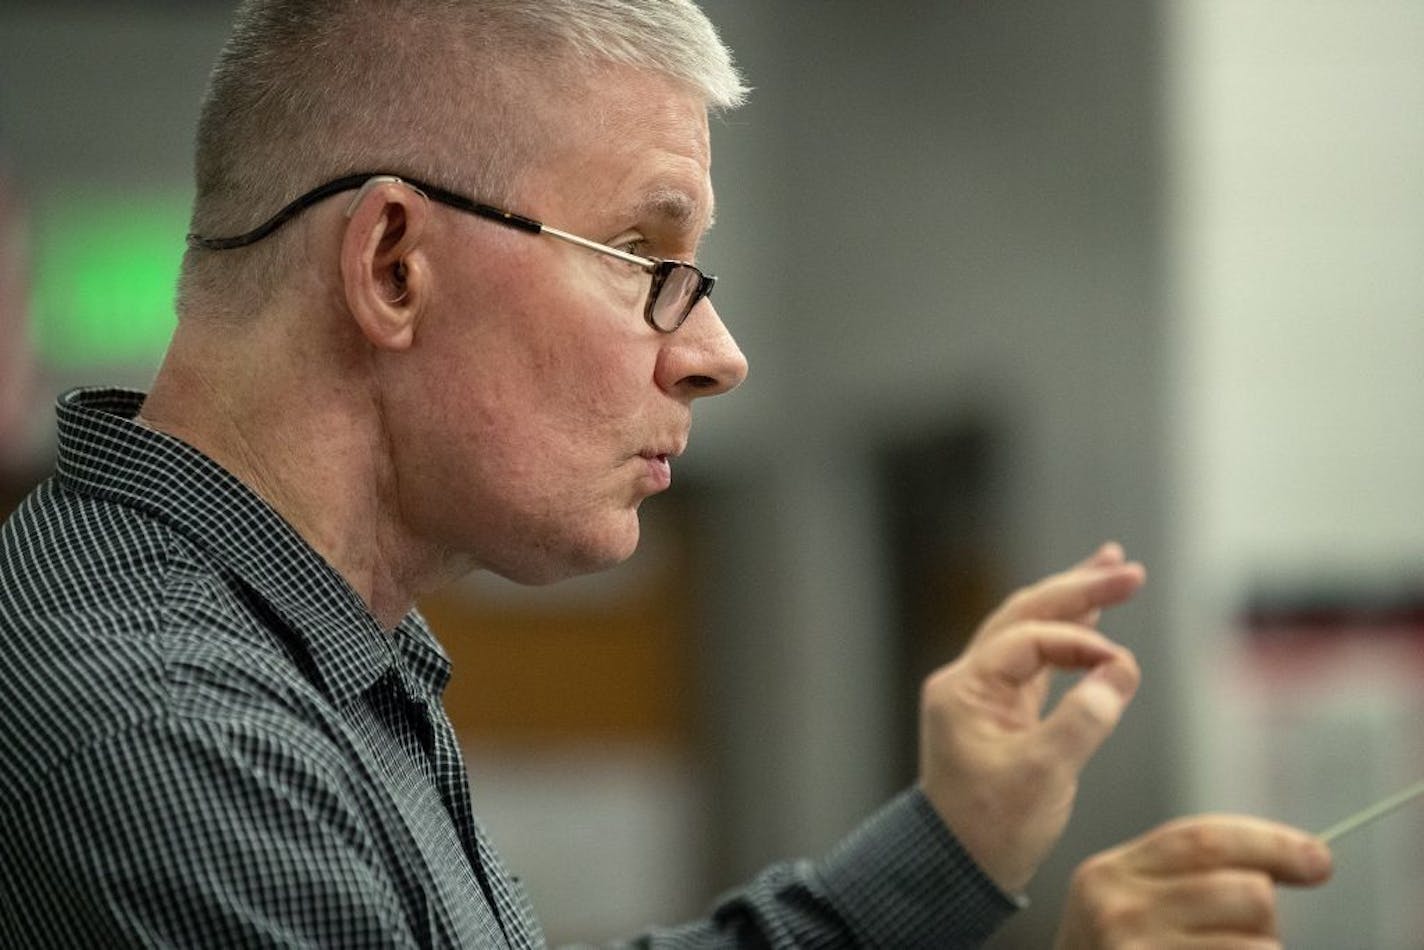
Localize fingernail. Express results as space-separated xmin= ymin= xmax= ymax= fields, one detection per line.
xmin=1305 ymin=839 xmax=1333 ymax=878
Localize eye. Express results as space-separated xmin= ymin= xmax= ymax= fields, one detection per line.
xmin=613 ymin=235 xmax=652 ymax=257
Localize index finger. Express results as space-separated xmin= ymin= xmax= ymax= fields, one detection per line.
xmin=1130 ymin=815 xmax=1333 ymax=887
xmin=984 ymin=561 xmax=1146 ymax=635
xmin=1076 ymin=541 xmax=1126 ymax=570
xmin=1072 ymin=542 xmax=1127 ymax=628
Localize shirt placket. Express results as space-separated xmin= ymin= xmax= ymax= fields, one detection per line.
xmin=395 ymin=671 xmax=519 ymax=949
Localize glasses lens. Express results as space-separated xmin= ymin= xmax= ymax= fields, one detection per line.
xmin=650 ymin=264 xmax=703 ymax=332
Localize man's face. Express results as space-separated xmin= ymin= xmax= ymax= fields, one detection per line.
xmin=388 ymin=64 xmax=747 ymax=585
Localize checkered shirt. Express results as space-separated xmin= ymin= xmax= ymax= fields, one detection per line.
xmin=0 ymin=388 xmax=1018 ymax=948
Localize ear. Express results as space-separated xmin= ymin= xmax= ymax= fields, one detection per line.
xmin=339 ymin=179 xmax=431 ymax=351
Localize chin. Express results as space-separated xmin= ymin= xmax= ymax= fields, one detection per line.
xmin=563 ymin=528 xmax=643 ymax=580
xmin=499 ymin=520 xmax=642 ymax=586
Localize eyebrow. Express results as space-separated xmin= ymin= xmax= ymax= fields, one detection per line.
xmin=635 ymin=186 xmax=716 ymax=234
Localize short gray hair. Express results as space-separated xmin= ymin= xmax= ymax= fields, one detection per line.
xmin=176 ymin=0 xmax=747 ymax=319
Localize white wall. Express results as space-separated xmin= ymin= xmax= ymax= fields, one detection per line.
xmin=1166 ymin=3 xmax=1424 ymax=946
xmin=1169 ymin=0 xmax=1424 ymax=602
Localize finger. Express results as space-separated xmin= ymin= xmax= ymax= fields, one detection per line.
xmin=1076 ymin=540 xmax=1126 ymax=570
xmin=1039 ymin=645 xmax=1140 ymax=770
xmin=1131 ymin=815 xmax=1333 ymax=887
xmin=1064 ymin=853 xmax=1288 ymax=950
xmin=1073 ymin=543 xmax=1124 ymax=626
xmin=984 ymin=561 xmax=1146 ymax=637
xmin=974 ymin=622 xmax=1125 ymax=686
xmin=1159 ymin=869 xmax=1278 ymax=936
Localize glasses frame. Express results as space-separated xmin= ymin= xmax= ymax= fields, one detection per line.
xmin=186 ymin=172 xmax=717 ymax=333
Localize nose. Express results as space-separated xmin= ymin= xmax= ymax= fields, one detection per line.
xmin=657 ymin=299 xmax=749 ymax=399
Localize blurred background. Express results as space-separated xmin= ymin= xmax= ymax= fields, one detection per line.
xmin=2 ymin=1 xmax=1422 ymax=946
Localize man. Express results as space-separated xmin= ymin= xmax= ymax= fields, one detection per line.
xmin=0 ymin=1 xmax=1331 ymax=946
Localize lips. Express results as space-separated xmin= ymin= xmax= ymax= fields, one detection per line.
xmin=637 ymin=440 xmax=684 ymax=492
xmin=639 ymin=434 xmax=687 ymax=464
xmin=639 ymin=446 xmax=683 ymax=464
xmin=642 ymin=453 xmax=672 ymax=490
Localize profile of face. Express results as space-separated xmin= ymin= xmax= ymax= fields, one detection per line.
xmin=383 ymin=64 xmax=749 ymax=585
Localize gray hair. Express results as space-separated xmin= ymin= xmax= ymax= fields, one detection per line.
xmin=176 ymin=0 xmax=747 ymax=319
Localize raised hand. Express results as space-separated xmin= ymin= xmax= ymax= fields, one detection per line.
xmin=918 ymin=543 xmax=1145 ymax=894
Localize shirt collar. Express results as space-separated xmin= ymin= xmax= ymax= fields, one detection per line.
xmin=53 ymin=387 xmax=448 ymax=707
xmin=393 ymin=613 xmax=453 ymax=701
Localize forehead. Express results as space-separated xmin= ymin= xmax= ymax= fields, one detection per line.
xmin=510 ymin=65 xmax=714 ymax=233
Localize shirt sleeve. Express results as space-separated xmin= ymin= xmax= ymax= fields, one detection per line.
xmin=0 ymin=717 xmax=425 ymax=949
xmin=610 ymin=788 xmax=1021 ymax=950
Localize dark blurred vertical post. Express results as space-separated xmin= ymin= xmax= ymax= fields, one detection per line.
xmin=0 ymin=117 xmax=38 ymax=489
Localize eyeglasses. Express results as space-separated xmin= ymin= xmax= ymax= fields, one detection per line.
xmin=187 ymin=172 xmax=717 ymax=333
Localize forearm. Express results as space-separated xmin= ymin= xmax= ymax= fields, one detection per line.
xmin=597 ymin=789 xmax=1019 ymax=950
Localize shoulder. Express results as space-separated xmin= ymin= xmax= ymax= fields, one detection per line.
xmin=1 ymin=477 xmax=177 ymax=622
xmin=0 ymin=482 xmax=335 ymax=805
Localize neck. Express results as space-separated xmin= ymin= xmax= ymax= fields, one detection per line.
xmin=141 ymin=311 xmax=442 ymax=630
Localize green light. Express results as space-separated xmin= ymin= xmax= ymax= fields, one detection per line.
xmin=31 ymin=190 xmax=189 ymax=368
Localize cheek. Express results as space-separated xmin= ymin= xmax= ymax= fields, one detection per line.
xmin=435 ymin=332 xmax=651 ymax=494
xmin=411 ymin=262 xmax=656 ymax=479
xmin=566 ymin=348 xmax=652 ymax=429
xmin=500 ymin=324 xmax=654 ymax=439
xmin=388 ymin=337 xmax=655 ymax=580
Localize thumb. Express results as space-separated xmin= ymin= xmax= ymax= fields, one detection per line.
xmin=1040 ymin=651 xmax=1140 ymax=773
